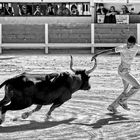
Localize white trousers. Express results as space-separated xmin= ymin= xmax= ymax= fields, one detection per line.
xmin=109 ymin=64 xmax=140 ymax=108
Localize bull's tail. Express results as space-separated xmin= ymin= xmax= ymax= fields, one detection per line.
xmin=0 ymin=73 xmax=25 ymax=89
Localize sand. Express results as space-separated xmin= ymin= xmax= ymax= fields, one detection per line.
xmin=0 ymin=54 xmax=140 ymax=140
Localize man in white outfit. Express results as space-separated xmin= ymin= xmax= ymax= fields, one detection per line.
xmin=91 ymin=36 xmax=140 ymax=113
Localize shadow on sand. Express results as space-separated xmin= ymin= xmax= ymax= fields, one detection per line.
xmin=91 ymin=113 xmax=130 ymax=129
xmin=0 ymin=118 xmax=76 ymax=133
xmin=72 ymin=113 xmax=140 ymax=129
xmin=1 ymin=113 xmax=140 ymax=132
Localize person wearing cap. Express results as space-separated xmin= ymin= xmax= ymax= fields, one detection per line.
xmin=96 ymin=3 xmax=108 ymax=15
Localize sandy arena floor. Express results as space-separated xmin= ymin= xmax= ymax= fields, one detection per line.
xmin=0 ymin=54 xmax=140 ymax=140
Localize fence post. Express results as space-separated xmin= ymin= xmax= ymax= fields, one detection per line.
xmin=90 ymin=0 xmax=94 ymax=23
xmin=45 ymin=24 xmax=48 ymax=54
xmin=137 ymin=24 xmax=140 ymax=45
xmin=0 ymin=24 xmax=2 ymax=54
xmin=91 ymin=23 xmax=95 ymax=53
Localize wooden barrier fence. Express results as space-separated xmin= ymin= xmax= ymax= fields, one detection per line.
xmin=0 ymin=23 xmax=140 ymax=54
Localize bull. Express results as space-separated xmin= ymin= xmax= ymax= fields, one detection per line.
xmin=0 ymin=56 xmax=97 ymax=124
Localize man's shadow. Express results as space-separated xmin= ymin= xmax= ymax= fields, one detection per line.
xmin=72 ymin=113 xmax=140 ymax=129
xmin=0 ymin=118 xmax=76 ymax=133
xmin=91 ymin=113 xmax=130 ymax=129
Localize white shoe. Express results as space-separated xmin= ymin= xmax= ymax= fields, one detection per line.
xmin=107 ymin=105 xmax=118 ymax=113
xmin=118 ymin=100 xmax=130 ymax=111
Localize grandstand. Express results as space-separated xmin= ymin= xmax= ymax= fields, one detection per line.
xmin=0 ymin=0 xmax=140 ymax=54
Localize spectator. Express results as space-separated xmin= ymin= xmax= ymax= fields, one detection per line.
xmin=4 ymin=3 xmax=13 ymax=16
xmin=12 ymin=4 xmax=20 ymax=16
xmin=120 ymin=5 xmax=129 ymax=15
xmin=46 ymin=3 xmax=54 ymax=15
xmin=71 ymin=4 xmax=79 ymax=16
xmin=0 ymin=4 xmax=4 ymax=16
xmin=19 ymin=5 xmax=27 ymax=16
xmin=105 ymin=6 xmax=118 ymax=23
xmin=96 ymin=3 xmax=108 ymax=15
xmin=53 ymin=4 xmax=58 ymax=15
xmin=26 ymin=5 xmax=32 ymax=15
xmin=57 ymin=3 xmax=70 ymax=16
xmin=129 ymin=7 xmax=137 ymax=15
xmin=33 ymin=5 xmax=43 ymax=16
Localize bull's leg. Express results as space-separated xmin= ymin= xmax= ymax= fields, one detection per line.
xmin=46 ymin=103 xmax=63 ymax=120
xmin=22 ymin=105 xmax=42 ymax=119
xmin=46 ymin=91 xmax=71 ymax=120
xmin=0 ymin=97 xmax=10 ymax=107
xmin=0 ymin=111 xmax=5 ymax=125
xmin=0 ymin=106 xmax=8 ymax=124
xmin=0 ymin=86 xmax=13 ymax=107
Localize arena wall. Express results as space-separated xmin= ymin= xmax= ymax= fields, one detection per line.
xmin=0 ymin=23 xmax=139 ymax=54
xmin=48 ymin=23 xmax=91 ymax=43
xmin=94 ymin=24 xmax=137 ymax=43
xmin=2 ymin=24 xmax=45 ymax=43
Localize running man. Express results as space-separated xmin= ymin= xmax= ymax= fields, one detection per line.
xmin=91 ymin=36 xmax=140 ymax=113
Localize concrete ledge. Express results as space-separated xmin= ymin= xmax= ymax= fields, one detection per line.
xmin=0 ymin=43 xmax=125 ymax=54
xmin=0 ymin=43 xmax=48 ymax=54
xmin=93 ymin=43 xmax=123 ymax=47
xmin=48 ymin=43 xmax=92 ymax=54
xmin=48 ymin=43 xmax=92 ymax=48
xmin=0 ymin=43 xmax=92 ymax=54
xmin=1 ymin=43 xmax=46 ymax=49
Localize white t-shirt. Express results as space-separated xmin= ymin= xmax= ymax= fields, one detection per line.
xmin=115 ymin=44 xmax=140 ymax=69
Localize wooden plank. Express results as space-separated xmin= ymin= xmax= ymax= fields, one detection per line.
xmin=95 ymin=39 xmax=127 ymax=43
xmin=49 ymin=29 xmax=91 ymax=34
xmin=94 ymin=24 xmax=137 ymax=43
xmin=130 ymin=15 xmax=140 ymax=23
xmin=2 ymin=24 xmax=45 ymax=43
xmin=49 ymin=38 xmax=91 ymax=43
xmin=137 ymin=24 xmax=140 ymax=44
xmin=48 ymin=43 xmax=92 ymax=48
xmin=95 ymin=33 xmax=137 ymax=39
xmin=1 ymin=43 xmax=46 ymax=49
xmin=95 ymin=29 xmax=137 ymax=34
xmin=49 ymin=24 xmax=91 ymax=29
xmin=49 ymin=33 xmax=91 ymax=39
xmin=94 ymin=24 xmax=137 ymax=29
xmin=93 ymin=43 xmax=123 ymax=47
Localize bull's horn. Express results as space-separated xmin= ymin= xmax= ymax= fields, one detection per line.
xmin=86 ymin=57 xmax=97 ymax=74
xmin=70 ymin=55 xmax=76 ymax=73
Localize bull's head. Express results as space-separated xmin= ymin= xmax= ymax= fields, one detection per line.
xmin=70 ymin=55 xmax=97 ymax=90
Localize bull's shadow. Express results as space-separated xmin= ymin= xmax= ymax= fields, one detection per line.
xmin=0 ymin=118 xmax=76 ymax=133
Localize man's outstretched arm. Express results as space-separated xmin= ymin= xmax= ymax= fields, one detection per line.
xmin=91 ymin=48 xmax=115 ymax=61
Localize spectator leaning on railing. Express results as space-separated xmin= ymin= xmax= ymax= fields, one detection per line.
xmin=0 ymin=4 xmax=4 ymax=16
xmin=71 ymin=4 xmax=79 ymax=16
xmin=105 ymin=6 xmax=118 ymax=23
xmin=19 ymin=5 xmax=31 ymax=16
xmin=33 ymin=5 xmax=43 ymax=16
xmin=46 ymin=3 xmax=54 ymax=15
xmin=0 ymin=2 xmax=90 ymax=16
xmin=96 ymin=3 xmax=108 ymax=15
xmin=4 ymin=3 xmax=14 ymax=16
xmin=57 ymin=3 xmax=70 ymax=16
xmin=120 ymin=5 xmax=130 ymax=15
